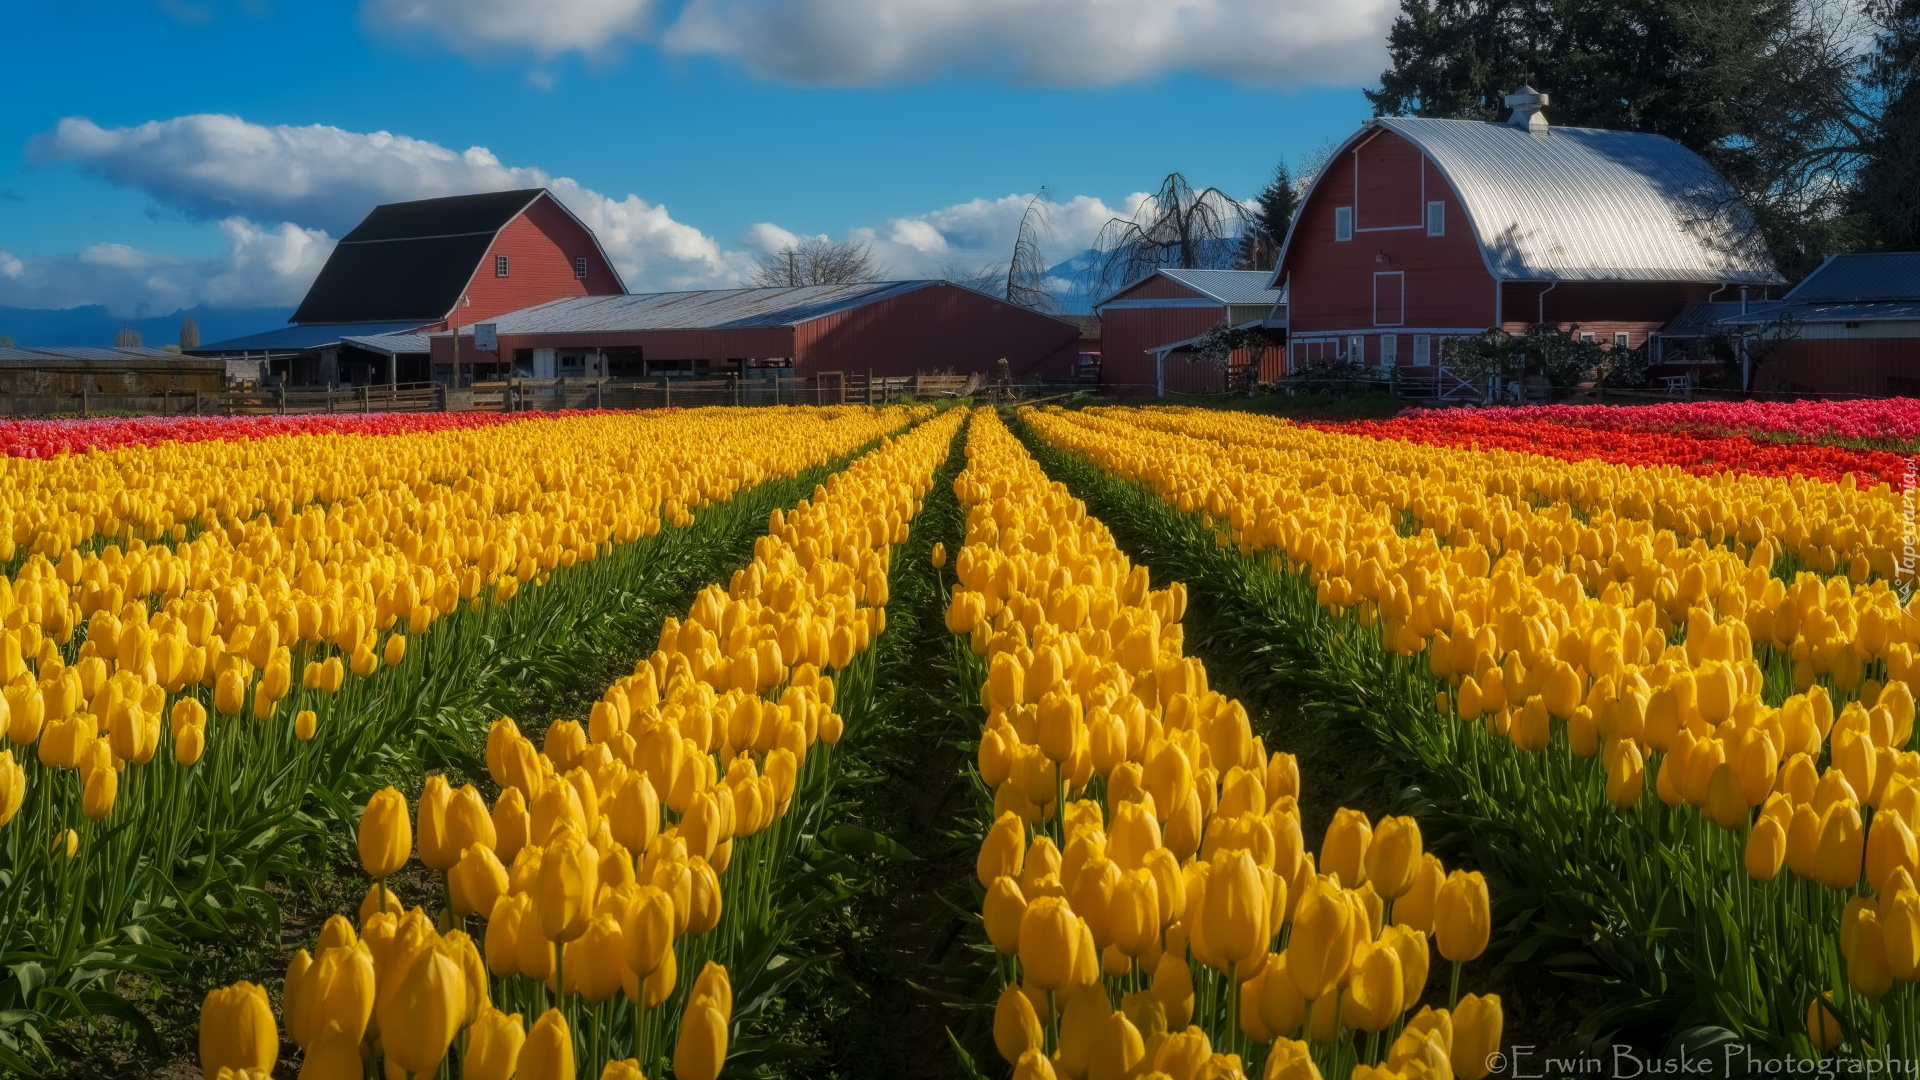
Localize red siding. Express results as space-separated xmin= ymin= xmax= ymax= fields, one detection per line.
xmin=1281 ymin=130 xmax=1495 ymax=346
xmin=1757 ymin=335 xmax=1920 ymax=396
xmin=794 ymin=283 xmax=1080 ymax=379
xmin=454 ymin=194 xmax=623 ymax=327
xmin=1500 ymin=281 xmax=1724 ymax=347
xmin=1099 ymin=306 xmax=1232 ymax=394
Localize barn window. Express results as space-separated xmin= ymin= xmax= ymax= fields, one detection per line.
xmin=1426 ymin=201 xmax=1445 ymax=236
xmin=1614 ymin=332 xmax=1630 ymax=350
xmin=495 ymin=255 xmax=510 ymax=278
xmin=575 ymin=257 xmax=589 ymax=280
xmin=1579 ymin=332 xmax=1595 ymax=344
xmin=1414 ymin=334 xmax=1432 ymax=367
xmin=1373 ymin=272 xmax=1405 ymax=327
xmin=1349 ymin=335 xmax=1366 ymax=363
xmin=1334 ymin=207 xmax=1353 ymax=242
xmin=1380 ymin=335 xmax=1399 ymax=366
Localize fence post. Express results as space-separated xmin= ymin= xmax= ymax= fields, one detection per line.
xmin=277 ymin=385 xmax=287 ymax=415
xmin=80 ymin=385 xmax=89 ymax=418
xmin=660 ymin=376 xmax=670 ymax=408
xmin=193 ymin=389 xmax=202 ymax=416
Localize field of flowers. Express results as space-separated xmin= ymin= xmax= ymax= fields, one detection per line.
xmin=4 ymin=395 xmax=1914 ymax=1078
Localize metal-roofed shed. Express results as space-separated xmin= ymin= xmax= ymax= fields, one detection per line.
xmin=429 ymin=280 xmax=1083 ymax=383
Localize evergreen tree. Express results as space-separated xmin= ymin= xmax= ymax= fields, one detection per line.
xmin=1235 ymin=162 xmax=1300 ymax=270
xmin=1855 ymin=0 xmax=1920 ymax=250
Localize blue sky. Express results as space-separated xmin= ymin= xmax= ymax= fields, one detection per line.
xmin=0 ymin=0 xmax=1391 ymax=316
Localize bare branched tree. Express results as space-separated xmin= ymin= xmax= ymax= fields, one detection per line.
xmin=114 ymin=323 xmax=142 ymax=348
xmin=179 ymin=314 xmax=200 ymax=351
xmin=939 ymin=262 xmax=1004 ymax=294
xmin=748 ymin=236 xmax=886 ymax=287
xmin=1087 ymin=173 xmax=1248 ymax=297
xmin=1005 ymin=191 xmax=1056 ymax=312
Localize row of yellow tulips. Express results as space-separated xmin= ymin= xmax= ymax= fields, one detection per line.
xmin=949 ymin=409 xmax=1501 ymax=1080
xmin=1020 ymin=405 xmax=1916 ymax=1054
xmin=194 ymin=409 xmax=968 ymax=1079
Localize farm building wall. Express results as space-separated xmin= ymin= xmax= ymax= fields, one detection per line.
xmin=456 ymin=196 xmax=625 ymax=328
xmin=1501 ymin=281 xmax=1726 ymax=350
xmin=792 ymin=282 xmax=1080 ymax=380
xmin=429 ymin=326 xmax=797 ymax=372
xmin=1100 ymin=306 xmax=1233 ymax=395
xmin=1752 ymin=328 xmax=1920 ymax=397
xmin=1280 ymin=130 xmax=1496 ymax=356
xmin=0 ymin=357 xmax=226 ymax=396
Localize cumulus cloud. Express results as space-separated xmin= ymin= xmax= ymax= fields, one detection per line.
xmin=363 ymin=0 xmax=656 ymax=59
xmin=670 ymin=0 xmax=1390 ymax=87
xmin=0 ymin=219 xmax=333 ymax=317
xmin=30 ymin=114 xmax=739 ymax=290
xmin=350 ymin=0 xmax=1388 ymax=86
xmin=22 ymin=111 xmax=1148 ymax=312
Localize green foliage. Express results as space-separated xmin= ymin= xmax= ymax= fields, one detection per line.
xmin=1855 ymin=0 xmax=1920 ymax=250
xmin=1236 ymin=162 xmax=1299 ymax=270
xmin=1444 ymin=324 xmax=1615 ymax=395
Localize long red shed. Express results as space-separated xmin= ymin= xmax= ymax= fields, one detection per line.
xmin=1274 ymin=88 xmax=1782 ymax=376
xmin=428 ymin=280 xmax=1082 ymax=383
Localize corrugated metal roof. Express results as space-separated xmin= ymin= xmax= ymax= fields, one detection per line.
xmin=341 ymin=333 xmax=434 ymax=356
xmin=193 ymin=321 xmax=431 ymax=354
xmin=0 ymin=346 xmax=205 ymax=363
xmin=1375 ymin=117 xmax=1783 ymax=285
xmin=1720 ymin=300 xmax=1920 ymax=325
xmin=474 ymin=281 xmax=939 ymax=335
xmin=1663 ymin=301 xmax=1782 ymax=337
xmin=1156 ymin=269 xmax=1286 ymax=306
xmin=1094 ymin=269 xmax=1287 ymax=311
xmin=1786 ymin=253 xmax=1920 ymax=302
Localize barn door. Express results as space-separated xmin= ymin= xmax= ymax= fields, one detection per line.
xmin=1373 ymin=272 xmax=1405 ymax=327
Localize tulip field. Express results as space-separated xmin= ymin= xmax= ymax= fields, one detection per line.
xmin=5 ymin=395 xmax=1918 ymax=1078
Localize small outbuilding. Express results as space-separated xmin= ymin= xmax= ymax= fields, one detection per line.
xmin=1723 ymin=252 xmax=1920 ymax=396
xmin=1095 ymin=269 xmax=1285 ymax=395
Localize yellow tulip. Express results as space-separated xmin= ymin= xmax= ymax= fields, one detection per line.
xmin=676 ymin=992 xmax=730 ymax=1080
xmin=357 ymin=787 xmax=411 ymax=880
xmin=536 ymin=827 xmax=598 ymax=943
xmin=1285 ymin=880 xmax=1354 ymax=1000
xmin=1745 ymin=817 xmax=1787 ymax=882
xmin=1807 ymin=992 xmax=1843 ymax=1052
xmin=1434 ymin=871 xmax=1490 ymax=963
xmin=416 ymin=774 xmax=457 ymax=872
xmin=993 ymin=981 xmax=1045 ymax=1065
xmin=1018 ymin=896 xmax=1081 ymax=992
xmin=449 ymin=844 xmax=509 ymax=920
xmin=519 ymin=1008 xmax=576 ymax=1080
xmin=1451 ymin=993 xmax=1503 ymax=1080
xmin=374 ymin=947 xmax=463 ymax=1075
xmin=1262 ymin=1039 xmax=1321 ymax=1080
xmin=198 ymin=981 xmax=276 ymax=1079
xmin=462 ymin=1007 xmax=526 ymax=1080
xmin=81 ymin=764 xmax=116 ymax=820
xmin=1318 ymin=808 xmax=1370 ymax=887
xmin=1365 ymin=816 xmax=1422 ymax=900
xmin=984 ymin=876 xmax=1028 ymax=955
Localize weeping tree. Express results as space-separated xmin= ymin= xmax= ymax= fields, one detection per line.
xmin=1087 ymin=173 xmax=1248 ymax=295
xmin=1003 ymin=190 xmax=1056 ymax=312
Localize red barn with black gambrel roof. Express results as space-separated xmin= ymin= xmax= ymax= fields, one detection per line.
xmin=1274 ymin=87 xmax=1782 ymax=386
xmin=293 ymin=188 xmax=624 ymax=328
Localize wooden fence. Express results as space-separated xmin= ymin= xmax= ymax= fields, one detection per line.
xmin=0 ymin=373 xmax=980 ymax=418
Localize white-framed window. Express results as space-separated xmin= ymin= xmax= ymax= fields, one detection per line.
xmin=495 ymin=255 xmax=510 ymax=278
xmin=1413 ymin=334 xmax=1432 ymax=367
xmin=1334 ymin=206 xmax=1353 ymax=242
xmin=574 ymin=256 xmax=589 ymax=280
xmin=1380 ymin=335 xmax=1399 ymax=366
xmin=1579 ymin=332 xmax=1595 ymax=344
xmin=1614 ymin=331 xmax=1631 ymax=350
xmin=1349 ymin=335 xmax=1366 ymax=364
xmin=1426 ymin=201 xmax=1446 ymax=237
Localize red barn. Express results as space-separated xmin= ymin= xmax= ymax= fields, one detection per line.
xmin=1095 ymin=269 xmax=1285 ymax=395
xmin=1274 ymin=88 xmax=1782 ymax=379
xmin=428 ymin=280 xmax=1082 ymax=384
xmin=196 ymin=188 xmax=623 ymax=385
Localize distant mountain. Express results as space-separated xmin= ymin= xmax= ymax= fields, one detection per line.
xmin=0 ymin=305 xmax=294 ymax=348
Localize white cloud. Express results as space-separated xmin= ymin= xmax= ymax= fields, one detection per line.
xmin=22 ymin=111 xmax=1153 ymax=313
xmin=664 ymin=0 xmax=1394 ymax=87
xmin=0 ymin=218 xmax=333 ymax=317
xmin=363 ymin=0 xmax=656 ymax=60
xmin=30 ymin=114 xmax=740 ymax=291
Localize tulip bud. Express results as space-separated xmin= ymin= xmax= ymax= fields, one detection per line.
xmin=979 ymin=811 xmax=1027 ymax=887
xmin=375 ymin=947 xmax=463 ymax=1075
xmin=417 ymin=774 xmax=458 ymax=872
xmin=1319 ymin=809 xmax=1370 ymax=888
xmin=1365 ymin=816 xmax=1422 ymax=900
xmin=82 ymin=763 xmax=117 ymax=820
xmin=1849 ymin=910 xmax=1894 ymax=1000
xmin=0 ymin=751 xmax=22 ymax=828
xmin=1434 ymin=870 xmax=1490 ymax=963
xmin=983 ymin=876 xmax=1028 ymax=955
xmin=1264 ymin=1039 xmax=1321 ymax=1080
xmin=1199 ymin=849 xmax=1267 ymax=972
xmin=993 ymin=982 xmax=1045 ymax=1065
xmin=676 ymin=992 xmax=730 ymax=1080
xmin=450 ymin=844 xmax=509 ymax=919
xmin=464 ymin=1007 xmax=527 ymax=1080
xmin=199 ymin=981 xmax=277 ymax=1077
xmin=1018 ymin=897 xmax=1081 ymax=992
xmin=358 ymin=787 xmax=411 ymax=879
xmin=1452 ymin=993 xmax=1504 ymax=1080
xmin=1286 ymin=880 xmax=1354 ymax=1000
xmin=536 ymin=827 xmax=598 ymax=943
xmin=294 ymin=709 xmax=317 ymax=743
xmin=1340 ymin=940 xmax=1405 ymax=1033
xmin=1087 ymin=1011 xmax=1146 ymax=1080
xmin=519 ymin=1008 xmax=576 ymax=1080
xmin=1153 ymin=949 xmax=1195 ymax=1028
